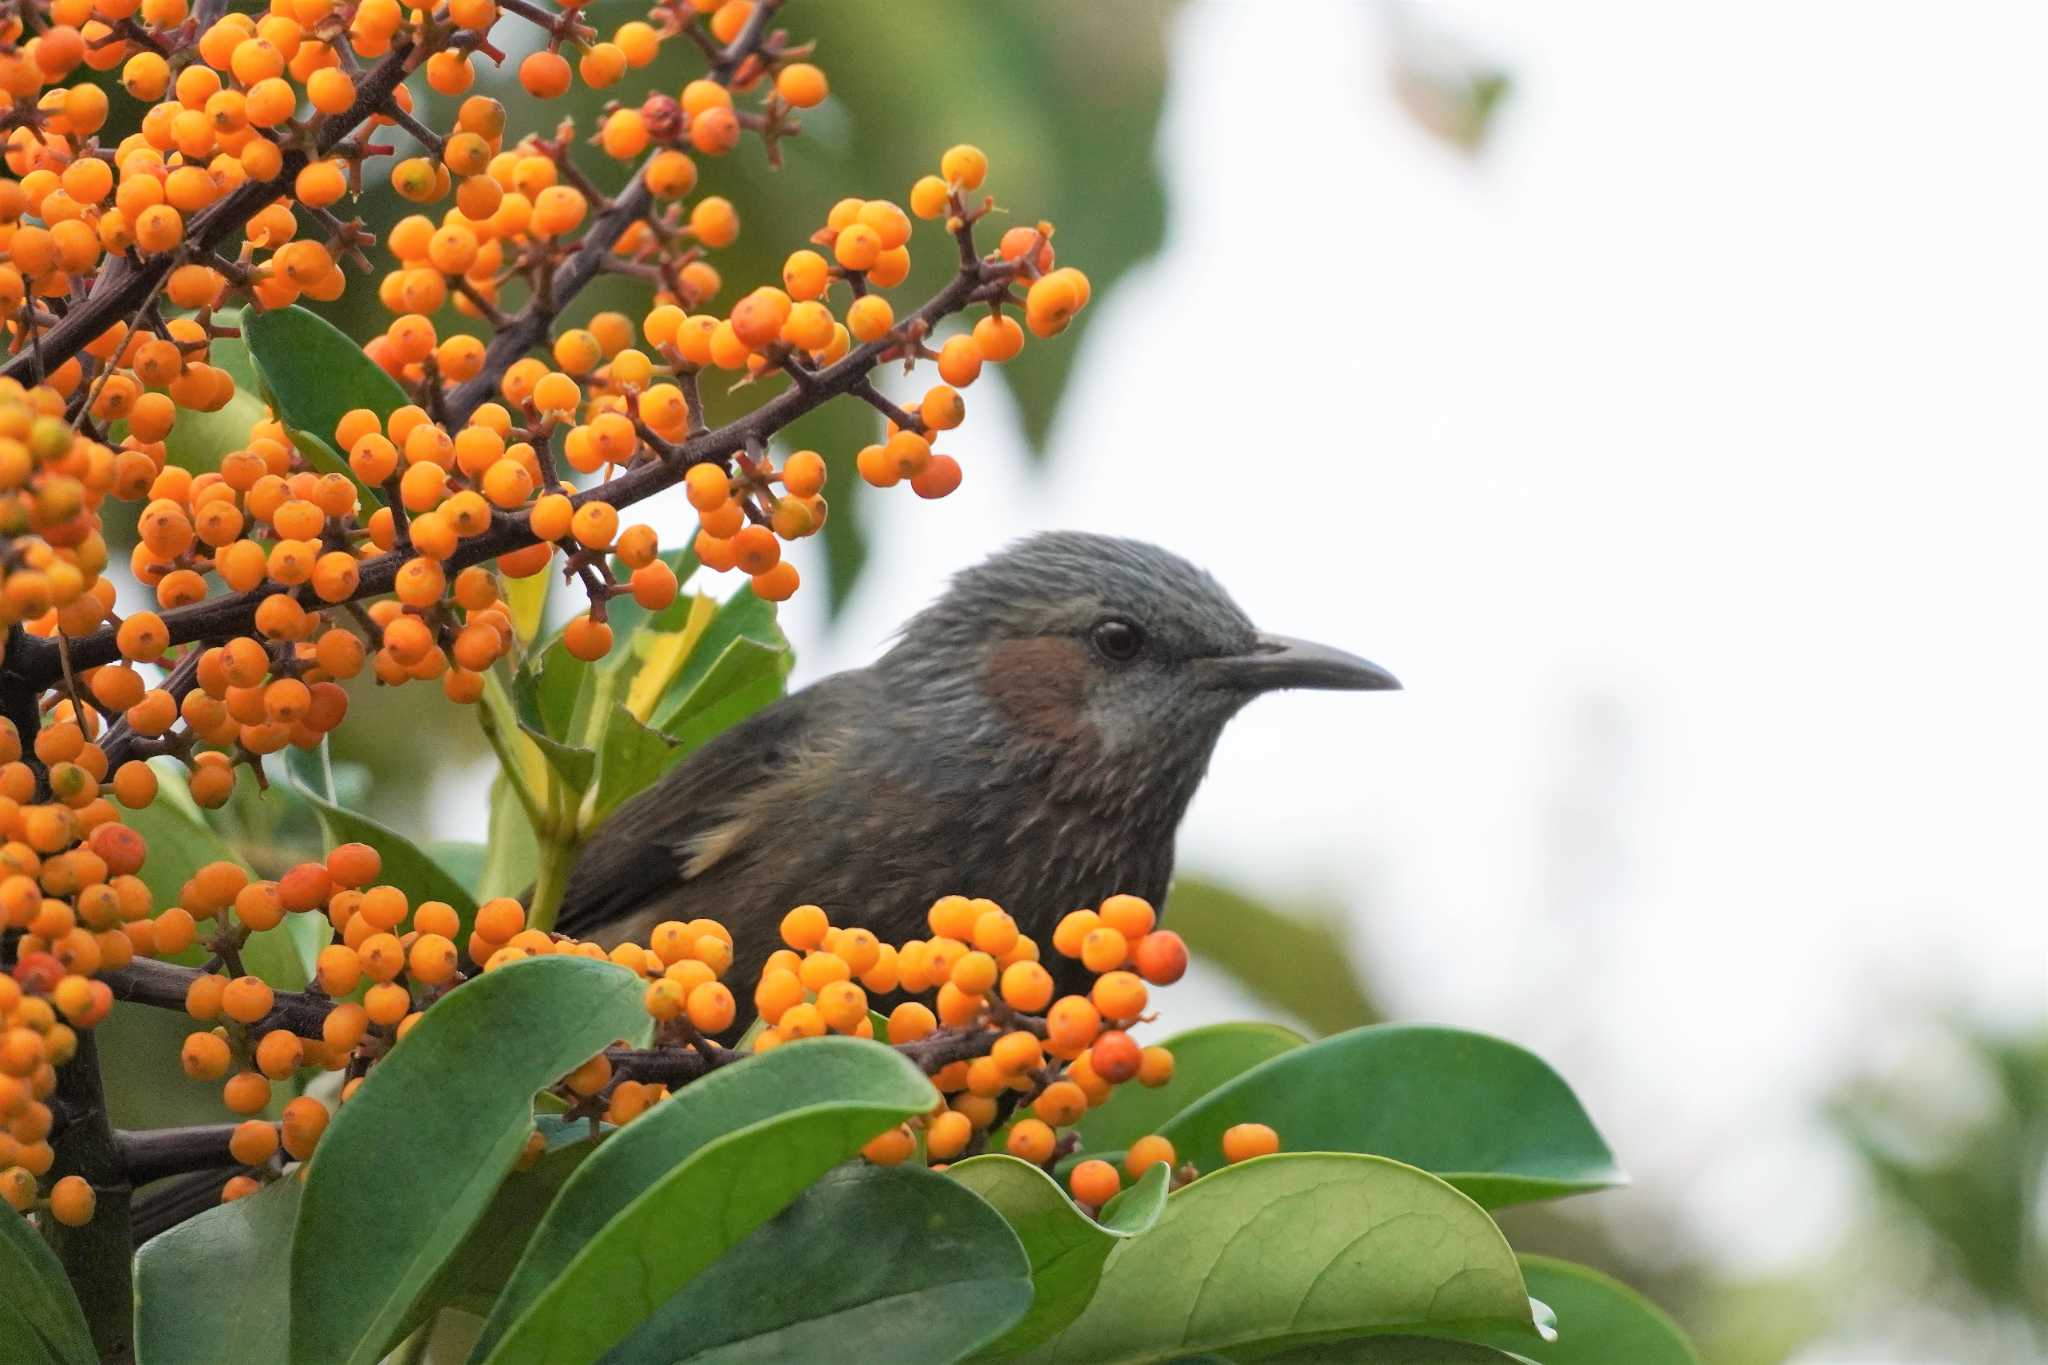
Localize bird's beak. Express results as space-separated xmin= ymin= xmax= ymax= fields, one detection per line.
xmin=1202 ymin=633 xmax=1402 ymax=694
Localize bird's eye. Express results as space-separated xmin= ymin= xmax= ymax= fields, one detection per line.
xmin=1090 ymin=618 xmax=1143 ymax=663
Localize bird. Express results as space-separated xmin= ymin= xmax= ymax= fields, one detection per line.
xmin=554 ymin=531 xmax=1399 ymax=1020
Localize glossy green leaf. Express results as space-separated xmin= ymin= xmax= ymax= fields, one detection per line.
xmin=474 ymin=1037 xmax=935 ymax=1365
xmin=1075 ymin=1021 xmax=1306 ymax=1158
xmin=1024 ymin=1153 xmax=1538 ymax=1364
xmin=654 ymin=586 xmax=788 ymax=715
xmin=290 ymin=957 xmax=651 ymax=1365
xmin=603 ymin=1163 xmax=1032 ymax=1364
xmin=651 ymin=636 xmax=788 ymax=745
xmin=588 ymin=703 xmax=679 ymax=825
xmin=288 ymin=766 xmax=478 ymax=934
xmin=1458 ymin=1257 xmax=1698 ymax=1365
xmin=1164 ymin=877 xmax=1381 ymax=1037
xmin=514 ymin=647 xmax=598 ymax=781
xmin=390 ymin=1126 xmax=598 ymax=1343
xmin=1156 ymin=1024 xmax=1622 ymax=1209
xmin=0 ymin=1199 xmax=94 ymax=1365
xmin=134 ymin=1176 xmax=298 ymax=1365
xmin=243 ymin=304 xmax=409 ymax=454
xmin=946 ymin=1154 xmax=1168 ymax=1357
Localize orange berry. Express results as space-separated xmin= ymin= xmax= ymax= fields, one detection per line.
xmin=48 ymin=1174 xmax=95 ymax=1226
xmin=1032 ymin=1080 xmax=1087 ymax=1128
xmin=1123 ymin=1134 xmax=1175 ymax=1181
xmin=220 ymin=974 xmax=273 ymax=1024
xmin=861 ymin=1124 xmax=915 ymax=1165
xmin=941 ymin=144 xmax=988 ymax=190
xmin=222 ymin=1070 xmax=271 ymax=1115
xmin=281 ymin=1096 xmax=329 ymax=1159
xmin=518 ymin=49 xmax=570 ymax=98
xmin=1089 ymin=1029 xmax=1141 ymax=1085
xmin=774 ymin=61 xmax=827 ymax=107
xmin=925 ymin=1109 xmax=972 ymax=1161
xmin=1131 ymin=929 xmax=1188 ymax=986
xmin=1046 ymin=996 xmax=1101 ymax=1052
xmin=885 ymin=1001 xmax=936 ymax=1044
xmin=1222 ymin=1122 xmax=1280 ymax=1164
xmin=1090 ymin=971 xmax=1147 ymax=1024
xmin=1099 ymin=894 xmax=1156 ymax=940
xmin=1000 ymin=1117 xmax=1054 ymax=1167
xmin=1069 ymin=1158 xmax=1120 ymax=1207
xmin=1079 ymin=925 xmax=1128 ymax=974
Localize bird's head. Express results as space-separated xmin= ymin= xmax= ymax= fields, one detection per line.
xmin=880 ymin=532 xmax=1398 ymax=774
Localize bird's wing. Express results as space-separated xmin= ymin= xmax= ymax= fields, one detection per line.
xmin=551 ymin=674 xmax=853 ymax=943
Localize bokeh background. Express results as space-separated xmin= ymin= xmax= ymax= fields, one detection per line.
xmin=163 ymin=3 xmax=2045 ymax=1360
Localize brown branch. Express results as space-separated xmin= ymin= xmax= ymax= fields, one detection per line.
xmin=116 ymin=1123 xmax=253 ymax=1185
xmin=46 ymin=1034 xmax=134 ymax=1362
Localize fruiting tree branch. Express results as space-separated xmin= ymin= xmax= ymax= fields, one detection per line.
xmin=7 ymin=227 xmax=1022 ymax=777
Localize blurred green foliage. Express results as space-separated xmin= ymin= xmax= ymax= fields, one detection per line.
xmin=1165 ymin=875 xmax=1379 ymax=1036
xmin=1833 ymin=1022 xmax=2048 ymax=1350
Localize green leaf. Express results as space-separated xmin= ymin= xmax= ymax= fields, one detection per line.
xmin=588 ymin=703 xmax=679 ymax=826
xmin=654 ymin=586 xmax=789 ymax=717
xmin=0 ymin=1200 xmax=94 ymax=1365
xmin=134 ymin=1177 xmax=299 ymax=1365
xmin=1457 ymin=1257 xmax=1698 ymax=1365
xmin=427 ymin=841 xmax=489 ymax=900
xmin=390 ymin=1127 xmax=598 ymax=1342
xmin=527 ymin=640 xmax=588 ymax=739
xmin=1163 ymin=877 xmax=1381 ymax=1037
xmin=1074 ymin=1021 xmax=1306 ymax=1159
xmin=478 ymin=770 xmax=539 ymax=902
xmin=474 ymin=1037 xmax=936 ymax=1365
xmin=290 ymin=957 xmax=651 ymax=1365
xmin=945 ymin=1154 xmax=1167 ymax=1357
xmin=1155 ymin=1024 xmax=1622 ymax=1209
xmin=243 ymin=304 xmax=409 ymax=456
xmin=1024 ymin=1153 xmax=1538 ymax=1364
xmin=287 ymin=761 xmax=479 ymax=933
xmin=650 ymin=636 xmax=788 ymax=744
xmin=603 ymin=1163 xmax=1032 ymax=1364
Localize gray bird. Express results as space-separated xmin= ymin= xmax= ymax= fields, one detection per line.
xmin=555 ymin=531 xmax=1398 ymax=1015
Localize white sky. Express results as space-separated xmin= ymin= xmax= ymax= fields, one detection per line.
xmin=440 ymin=0 xmax=2047 ymax=1328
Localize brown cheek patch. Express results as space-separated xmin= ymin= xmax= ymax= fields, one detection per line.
xmin=981 ymin=636 xmax=1092 ymax=744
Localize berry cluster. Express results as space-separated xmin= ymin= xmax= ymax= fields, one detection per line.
xmin=0 ymin=0 xmax=1099 ymax=1236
